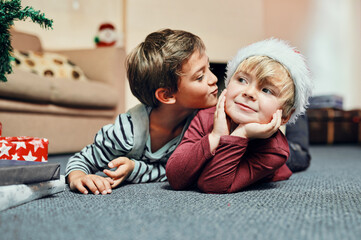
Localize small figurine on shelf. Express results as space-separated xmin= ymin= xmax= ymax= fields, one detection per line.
xmin=94 ymin=23 xmax=117 ymax=47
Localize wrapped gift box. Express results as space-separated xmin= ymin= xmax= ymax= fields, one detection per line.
xmin=0 ymin=136 xmax=49 ymax=162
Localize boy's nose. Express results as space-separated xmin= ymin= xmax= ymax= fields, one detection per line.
xmin=208 ymin=71 xmax=218 ymax=85
xmin=242 ymin=86 xmax=256 ymax=100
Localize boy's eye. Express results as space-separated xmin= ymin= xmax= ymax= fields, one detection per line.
xmin=238 ymin=77 xmax=247 ymax=83
xmin=196 ymin=75 xmax=204 ymax=81
xmin=262 ymin=88 xmax=273 ymax=95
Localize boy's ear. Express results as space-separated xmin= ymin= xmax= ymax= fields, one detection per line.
xmin=281 ymin=109 xmax=295 ymax=125
xmin=155 ymin=88 xmax=176 ymax=104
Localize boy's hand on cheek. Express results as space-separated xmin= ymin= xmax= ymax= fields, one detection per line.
xmin=103 ymin=157 xmax=135 ymax=189
xmin=209 ymin=90 xmax=228 ymax=153
xmin=212 ymin=90 xmax=229 ymax=136
xmin=232 ymin=110 xmax=282 ymax=139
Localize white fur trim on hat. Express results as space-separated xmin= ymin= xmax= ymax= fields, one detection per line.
xmin=225 ymin=38 xmax=313 ymax=124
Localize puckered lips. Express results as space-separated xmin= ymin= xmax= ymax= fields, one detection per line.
xmin=210 ymin=88 xmax=218 ymax=95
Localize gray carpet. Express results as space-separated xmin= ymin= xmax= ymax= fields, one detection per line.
xmin=1 ymin=145 xmax=361 ymax=240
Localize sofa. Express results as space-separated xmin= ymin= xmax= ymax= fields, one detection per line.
xmin=0 ymin=29 xmax=126 ymax=154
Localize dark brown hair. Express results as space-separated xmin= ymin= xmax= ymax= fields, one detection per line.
xmin=126 ymin=29 xmax=205 ymax=108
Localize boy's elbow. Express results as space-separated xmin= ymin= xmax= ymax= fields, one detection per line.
xmin=197 ymin=178 xmax=232 ymax=194
xmin=165 ymin=166 xmax=187 ymax=190
xmin=269 ymin=153 xmax=289 ymax=171
xmin=167 ymin=180 xmax=185 ymax=191
xmin=167 ymin=175 xmax=189 ymax=190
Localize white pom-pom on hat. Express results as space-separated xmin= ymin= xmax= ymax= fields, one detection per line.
xmin=225 ymin=38 xmax=313 ymax=124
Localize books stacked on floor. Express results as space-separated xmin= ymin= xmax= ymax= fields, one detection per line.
xmin=307 ymin=94 xmax=361 ymax=145
xmin=0 ymin=160 xmax=65 ymax=211
xmin=308 ymin=94 xmax=344 ymax=110
xmin=0 ymin=125 xmax=65 ymax=211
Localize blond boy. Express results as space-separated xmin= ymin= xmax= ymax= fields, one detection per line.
xmin=166 ymin=38 xmax=312 ymax=193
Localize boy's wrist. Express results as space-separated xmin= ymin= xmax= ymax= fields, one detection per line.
xmin=67 ymin=170 xmax=86 ymax=184
xmin=230 ymin=125 xmax=247 ymax=138
xmin=208 ymin=132 xmax=221 ymax=154
xmin=126 ymin=160 xmax=140 ymax=182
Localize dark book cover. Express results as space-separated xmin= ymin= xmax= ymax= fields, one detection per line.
xmin=0 ymin=160 xmax=60 ymax=186
xmin=309 ymin=95 xmax=343 ymax=110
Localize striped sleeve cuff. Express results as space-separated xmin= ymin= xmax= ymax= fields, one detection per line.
xmin=127 ymin=160 xmax=140 ymax=182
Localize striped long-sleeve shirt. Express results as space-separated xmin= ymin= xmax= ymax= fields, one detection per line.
xmin=65 ymin=109 xmax=190 ymax=183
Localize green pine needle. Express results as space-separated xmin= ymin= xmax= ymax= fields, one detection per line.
xmin=0 ymin=0 xmax=53 ymax=82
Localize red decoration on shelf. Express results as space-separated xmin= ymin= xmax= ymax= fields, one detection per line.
xmin=95 ymin=23 xmax=117 ymax=47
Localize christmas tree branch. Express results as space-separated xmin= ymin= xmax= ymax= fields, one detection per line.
xmin=0 ymin=0 xmax=53 ymax=82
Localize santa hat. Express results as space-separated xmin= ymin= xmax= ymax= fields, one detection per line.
xmin=225 ymin=38 xmax=313 ymax=124
xmin=99 ymin=23 xmax=115 ymax=31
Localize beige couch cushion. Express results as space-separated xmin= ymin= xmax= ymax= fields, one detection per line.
xmin=0 ymin=98 xmax=115 ymax=117
xmin=1 ymin=68 xmax=118 ymax=108
xmin=12 ymin=49 xmax=88 ymax=81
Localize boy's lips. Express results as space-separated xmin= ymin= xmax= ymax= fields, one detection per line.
xmin=211 ymin=88 xmax=218 ymax=95
xmin=237 ymin=103 xmax=257 ymax=112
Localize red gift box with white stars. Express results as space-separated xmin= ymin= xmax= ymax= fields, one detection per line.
xmin=0 ymin=136 xmax=49 ymax=162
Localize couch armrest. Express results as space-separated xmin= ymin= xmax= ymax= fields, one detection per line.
xmin=53 ymin=47 xmax=126 ymax=113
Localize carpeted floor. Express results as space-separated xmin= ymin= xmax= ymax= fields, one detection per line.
xmin=1 ymin=145 xmax=361 ymax=240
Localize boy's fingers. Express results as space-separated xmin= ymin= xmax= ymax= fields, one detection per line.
xmin=104 ymin=167 xmax=126 ymax=179
xmin=108 ymin=157 xmax=127 ymax=168
xmin=267 ymin=112 xmax=278 ymax=130
xmin=216 ymin=90 xmax=226 ymax=109
xmin=268 ymin=110 xmax=282 ymax=134
xmin=261 ymin=111 xmax=281 ymax=137
xmin=111 ymin=177 xmax=126 ymax=188
xmin=93 ymin=177 xmax=110 ymax=195
xmin=101 ymin=178 xmax=112 ymax=194
xmin=275 ymin=110 xmax=282 ymax=129
xmin=219 ymin=90 xmax=227 ymax=107
xmin=220 ymin=94 xmax=226 ymax=110
xmin=103 ymin=169 xmax=117 ymax=178
xmin=220 ymin=89 xmax=227 ymax=98
xmin=73 ymin=182 xmax=88 ymax=195
xmin=105 ymin=177 xmax=114 ymax=185
xmin=103 ymin=169 xmax=113 ymax=178
xmin=82 ymin=177 xmax=100 ymax=195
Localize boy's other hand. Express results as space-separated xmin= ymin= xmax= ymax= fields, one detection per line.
xmin=209 ymin=90 xmax=228 ymax=153
xmin=103 ymin=157 xmax=135 ymax=189
xmin=233 ymin=109 xmax=282 ymax=139
xmin=68 ymin=170 xmax=114 ymax=195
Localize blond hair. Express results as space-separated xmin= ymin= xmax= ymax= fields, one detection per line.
xmin=235 ymin=56 xmax=295 ymax=118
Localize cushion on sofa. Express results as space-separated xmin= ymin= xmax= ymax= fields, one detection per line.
xmin=1 ymin=68 xmax=118 ymax=108
xmin=12 ymin=49 xmax=87 ymax=81
xmin=0 ymin=68 xmax=52 ymax=102
xmin=50 ymin=75 xmax=118 ymax=108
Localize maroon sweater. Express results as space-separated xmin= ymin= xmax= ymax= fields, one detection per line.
xmin=166 ymin=107 xmax=292 ymax=194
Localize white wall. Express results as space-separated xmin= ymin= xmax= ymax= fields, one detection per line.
xmin=126 ymin=0 xmax=265 ymax=62
xmin=306 ymin=0 xmax=361 ymax=110
xmin=12 ymin=0 xmax=361 ymax=111
xmin=125 ymin=0 xmax=266 ymax=109
xmin=14 ymin=0 xmax=124 ymax=50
